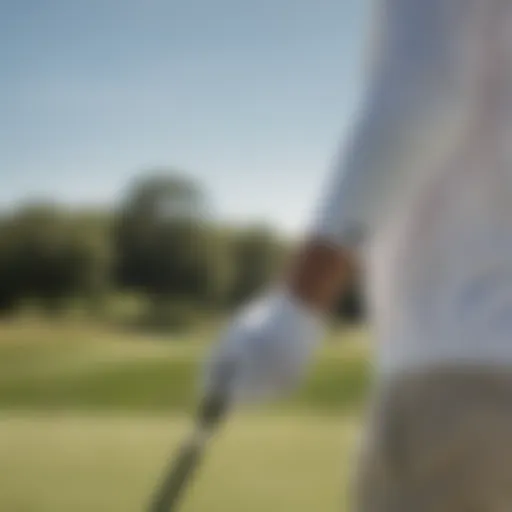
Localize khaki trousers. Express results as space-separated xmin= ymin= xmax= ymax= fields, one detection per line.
xmin=354 ymin=367 xmax=512 ymax=512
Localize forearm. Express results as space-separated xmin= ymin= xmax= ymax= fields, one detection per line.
xmin=283 ymin=0 xmax=468 ymax=315
xmin=284 ymin=82 xmax=449 ymax=313
xmin=285 ymin=86 xmax=457 ymax=314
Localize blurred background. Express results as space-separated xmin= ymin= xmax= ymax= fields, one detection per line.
xmin=2 ymin=1 xmax=371 ymax=510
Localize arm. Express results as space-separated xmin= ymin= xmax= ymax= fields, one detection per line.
xmin=286 ymin=0 xmax=471 ymax=314
xmin=205 ymin=0 xmax=469 ymax=404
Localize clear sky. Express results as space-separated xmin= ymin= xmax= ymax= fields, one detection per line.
xmin=2 ymin=0 xmax=370 ymax=234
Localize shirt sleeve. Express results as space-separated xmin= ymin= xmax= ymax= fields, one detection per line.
xmin=310 ymin=0 xmax=472 ymax=248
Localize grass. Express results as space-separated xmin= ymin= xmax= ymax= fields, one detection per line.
xmin=0 ymin=414 xmax=360 ymax=512
xmin=0 ymin=317 xmax=369 ymax=511
xmin=0 ymin=318 xmax=370 ymax=414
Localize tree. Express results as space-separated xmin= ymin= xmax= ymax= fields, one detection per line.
xmin=66 ymin=210 xmax=113 ymax=312
xmin=114 ymin=171 xmax=230 ymax=327
xmin=0 ymin=203 xmax=112 ymax=315
xmin=0 ymin=215 xmax=21 ymax=314
xmin=228 ymin=225 xmax=289 ymax=305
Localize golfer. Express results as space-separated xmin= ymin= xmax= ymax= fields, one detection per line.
xmin=204 ymin=0 xmax=512 ymax=509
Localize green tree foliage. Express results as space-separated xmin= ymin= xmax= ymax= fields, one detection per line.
xmin=228 ymin=226 xmax=289 ymax=305
xmin=0 ymin=216 xmax=21 ymax=314
xmin=66 ymin=210 xmax=113 ymax=312
xmin=0 ymin=204 xmax=111 ymax=314
xmin=114 ymin=172 xmax=234 ymax=326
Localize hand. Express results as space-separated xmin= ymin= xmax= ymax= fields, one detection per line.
xmin=202 ymin=290 xmax=325 ymax=405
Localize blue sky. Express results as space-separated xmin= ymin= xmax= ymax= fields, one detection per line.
xmin=2 ymin=0 xmax=369 ymax=233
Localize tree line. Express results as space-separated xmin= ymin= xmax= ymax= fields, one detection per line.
xmin=0 ymin=171 xmax=363 ymax=327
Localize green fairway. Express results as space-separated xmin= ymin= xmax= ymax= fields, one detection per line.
xmin=0 ymin=319 xmax=369 ymax=511
xmin=0 ymin=319 xmax=370 ymax=414
xmin=0 ymin=414 xmax=359 ymax=512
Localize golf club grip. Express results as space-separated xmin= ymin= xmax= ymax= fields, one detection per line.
xmin=148 ymin=397 xmax=228 ymax=512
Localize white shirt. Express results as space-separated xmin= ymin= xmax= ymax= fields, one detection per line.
xmin=313 ymin=0 xmax=512 ymax=374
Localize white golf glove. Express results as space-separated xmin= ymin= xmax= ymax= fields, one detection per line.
xmin=203 ymin=290 xmax=325 ymax=405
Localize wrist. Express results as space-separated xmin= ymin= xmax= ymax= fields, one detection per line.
xmin=285 ymin=239 xmax=356 ymax=314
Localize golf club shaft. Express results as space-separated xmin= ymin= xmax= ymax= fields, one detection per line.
xmin=149 ymin=427 xmax=208 ymax=512
xmin=148 ymin=396 xmax=229 ymax=512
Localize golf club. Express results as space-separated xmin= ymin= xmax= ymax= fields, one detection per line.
xmin=148 ymin=363 xmax=234 ymax=512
